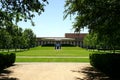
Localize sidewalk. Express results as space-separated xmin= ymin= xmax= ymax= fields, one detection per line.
xmin=5 ymin=63 xmax=91 ymax=80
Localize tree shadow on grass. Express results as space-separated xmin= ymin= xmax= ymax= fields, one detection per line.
xmin=72 ymin=67 xmax=111 ymax=80
xmin=0 ymin=66 xmax=19 ymax=80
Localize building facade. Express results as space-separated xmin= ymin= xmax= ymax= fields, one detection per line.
xmin=36 ymin=33 xmax=88 ymax=46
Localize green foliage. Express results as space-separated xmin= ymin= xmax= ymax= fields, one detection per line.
xmin=90 ymin=53 xmax=120 ymax=78
xmin=7 ymin=53 xmax=16 ymax=66
xmin=0 ymin=26 xmax=36 ymax=51
xmin=23 ymin=29 xmax=36 ymax=49
xmin=83 ymin=33 xmax=97 ymax=48
xmin=0 ymin=0 xmax=48 ymax=26
xmin=0 ymin=1 xmax=47 ymax=50
xmin=64 ymin=0 xmax=120 ymax=52
xmin=42 ymin=44 xmax=55 ymax=47
xmin=0 ymin=53 xmax=16 ymax=71
xmin=42 ymin=44 xmax=75 ymax=47
xmin=0 ymin=29 xmax=12 ymax=50
xmin=61 ymin=44 xmax=75 ymax=47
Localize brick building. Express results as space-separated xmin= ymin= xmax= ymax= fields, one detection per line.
xmin=65 ymin=33 xmax=87 ymax=41
xmin=36 ymin=33 xmax=88 ymax=46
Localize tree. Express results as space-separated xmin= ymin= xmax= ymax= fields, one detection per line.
xmin=4 ymin=32 xmax=12 ymax=52
xmin=5 ymin=25 xmax=36 ymax=51
xmin=0 ymin=29 xmax=12 ymax=52
xmin=64 ymin=0 xmax=120 ymax=53
xmin=0 ymin=0 xmax=48 ymax=27
xmin=23 ymin=29 xmax=36 ymax=49
xmin=83 ymin=33 xmax=97 ymax=50
xmin=0 ymin=0 xmax=48 ymax=51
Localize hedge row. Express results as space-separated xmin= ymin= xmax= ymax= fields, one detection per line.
xmin=42 ymin=44 xmax=75 ymax=47
xmin=0 ymin=53 xmax=16 ymax=71
xmin=89 ymin=53 xmax=120 ymax=79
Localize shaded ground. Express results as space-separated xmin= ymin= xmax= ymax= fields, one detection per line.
xmin=72 ymin=67 xmax=111 ymax=80
xmin=0 ymin=63 xmax=111 ymax=80
xmin=0 ymin=68 xmax=18 ymax=80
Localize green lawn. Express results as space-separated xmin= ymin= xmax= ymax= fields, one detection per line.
xmin=16 ymin=58 xmax=89 ymax=62
xmin=15 ymin=46 xmax=91 ymax=62
xmin=16 ymin=46 xmax=90 ymax=57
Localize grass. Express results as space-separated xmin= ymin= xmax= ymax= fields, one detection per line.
xmin=16 ymin=58 xmax=89 ymax=62
xmin=16 ymin=46 xmax=90 ymax=57
xmin=14 ymin=46 xmax=91 ymax=62
xmin=2 ymin=46 xmax=120 ymax=62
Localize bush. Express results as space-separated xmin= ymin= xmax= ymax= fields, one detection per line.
xmin=42 ymin=44 xmax=75 ymax=47
xmin=42 ymin=44 xmax=54 ymax=47
xmin=0 ymin=54 xmax=6 ymax=70
xmin=89 ymin=53 xmax=120 ymax=79
xmin=7 ymin=53 xmax=16 ymax=67
xmin=0 ymin=53 xmax=16 ymax=71
xmin=61 ymin=44 xmax=75 ymax=47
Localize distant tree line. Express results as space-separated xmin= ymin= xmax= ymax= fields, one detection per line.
xmin=0 ymin=25 xmax=36 ymax=52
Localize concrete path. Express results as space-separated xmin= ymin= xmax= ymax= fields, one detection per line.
xmin=5 ymin=63 xmax=91 ymax=80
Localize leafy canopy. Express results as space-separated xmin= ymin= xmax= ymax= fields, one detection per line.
xmin=64 ymin=0 xmax=120 ymax=50
xmin=64 ymin=0 xmax=120 ymax=31
xmin=0 ymin=0 xmax=48 ymax=26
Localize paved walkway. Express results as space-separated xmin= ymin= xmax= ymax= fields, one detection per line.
xmin=3 ymin=63 xmax=91 ymax=80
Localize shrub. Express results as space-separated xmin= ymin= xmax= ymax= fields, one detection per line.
xmin=42 ymin=44 xmax=75 ymax=47
xmin=0 ymin=53 xmax=16 ymax=71
xmin=61 ymin=44 xmax=75 ymax=47
xmin=0 ymin=54 xmax=6 ymax=70
xmin=6 ymin=53 xmax=16 ymax=67
xmin=89 ymin=53 xmax=120 ymax=79
xmin=42 ymin=44 xmax=54 ymax=47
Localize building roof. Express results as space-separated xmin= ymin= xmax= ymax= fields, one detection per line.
xmin=65 ymin=33 xmax=88 ymax=40
xmin=36 ymin=33 xmax=88 ymax=41
xmin=37 ymin=37 xmax=75 ymax=41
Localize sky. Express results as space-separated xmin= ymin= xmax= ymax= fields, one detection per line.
xmin=18 ymin=0 xmax=88 ymax=37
